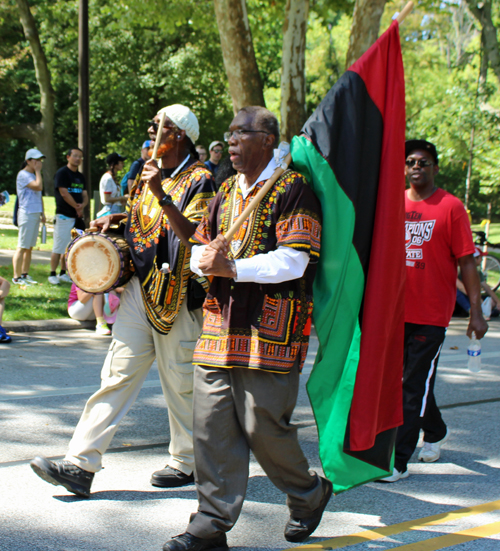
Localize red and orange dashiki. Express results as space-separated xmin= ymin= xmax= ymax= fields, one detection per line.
xmin=191 ymin=169 xmax=322 ymax=374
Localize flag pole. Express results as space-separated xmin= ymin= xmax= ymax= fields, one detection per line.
xmin=396 ymin=1 xmax=414 ymax=24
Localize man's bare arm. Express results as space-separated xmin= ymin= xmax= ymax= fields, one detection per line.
xmin=89 ymin=213 xmax=127 ymax=232
xmin=459 ymin=254 xmax=488 ymax=338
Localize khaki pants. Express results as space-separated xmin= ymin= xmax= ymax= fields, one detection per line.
xmin=66 ymin=276 xmax=202 ymax=474
xmin=187 ymin=362 xmax=323 ymax=538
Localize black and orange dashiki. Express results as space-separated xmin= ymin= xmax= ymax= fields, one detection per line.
xmin=126 ymin=157 xmax=215 ymax=334
xmin=191 ymin=169 xmax=322 ymax=374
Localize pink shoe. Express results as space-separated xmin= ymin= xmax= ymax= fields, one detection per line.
xmin=103 ymin=293 xmax=120 ymax=325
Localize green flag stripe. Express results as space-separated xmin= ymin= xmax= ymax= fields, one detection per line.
xmin=291 ymin=136 xmax=391 ymax=493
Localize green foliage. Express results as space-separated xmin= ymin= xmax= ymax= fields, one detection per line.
xmin=382 ymin=0 xmax=500 ymax=221
xmin=1 ymin=0 xmax=500 ymax=223
xmin=305 ymin=12 xmax=351 ymax=114
xmin=0 ymin=0 xmax=234 ymax=194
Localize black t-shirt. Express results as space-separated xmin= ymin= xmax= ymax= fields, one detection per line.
xmin=54 ymin=166 xmax=86 ymax=217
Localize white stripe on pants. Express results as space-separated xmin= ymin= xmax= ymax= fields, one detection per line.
xmin=65 ymin=276 xmax=202 ymax=474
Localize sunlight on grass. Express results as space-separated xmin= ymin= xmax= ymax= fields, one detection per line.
xmin=0 ymin=264 xmax=69 ymax=321
xmin=0 ymin=227 xmax=53 ymax=251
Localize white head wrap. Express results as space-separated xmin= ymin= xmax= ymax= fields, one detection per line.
xmin=156 ymin=104 xmax=199 ymax=144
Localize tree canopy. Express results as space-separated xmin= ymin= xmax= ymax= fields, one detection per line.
xmin=0 ymin=0 xmax=499 ymax=220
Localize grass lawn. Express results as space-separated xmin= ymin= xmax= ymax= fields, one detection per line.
xmin=0 ymin=263 xmax=69 ymax=321
xmin=0 ymin=194 xmax=57 ymax=220
xmin=0 ymin=195 xmax=95 ymax=251
xmin=0 ymin=227 xmax=53 ymax=251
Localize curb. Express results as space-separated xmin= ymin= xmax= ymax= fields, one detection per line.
xmin=3 ymin=319 xmax=95 ymax=333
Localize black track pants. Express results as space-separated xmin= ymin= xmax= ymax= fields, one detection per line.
xmin=395 ymin=323 xmax=448 ymax=472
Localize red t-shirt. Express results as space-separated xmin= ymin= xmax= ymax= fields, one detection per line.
xmin=405 ymin=188 xmax=475 ymax=327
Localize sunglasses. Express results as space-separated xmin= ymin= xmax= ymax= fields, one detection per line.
xmin=405 ymin=159 xmax=434 ymax=168
xmin=148 ymin=120 xmax=159 ymax=132
xmin=148 ymin=120 xmax=177 ymax=133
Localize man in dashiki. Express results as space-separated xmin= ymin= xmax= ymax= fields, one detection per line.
xmin=30 ymin=105 xmax=215 ymax=497
xmin=162 ymin=106 xmax=331 ymax=551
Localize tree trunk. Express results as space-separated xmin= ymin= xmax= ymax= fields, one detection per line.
xmin=465 ymin=0 xmax=500 ymax=85
xmin=280 ymin=0 xmax=309 ymax=142
xmin=345 ymin=0 xmax=387 ymax=69
xmin=213 ymin=0 xmax=265 ymax=113
xmin=14 ymin=0 xmax=57 ymax=192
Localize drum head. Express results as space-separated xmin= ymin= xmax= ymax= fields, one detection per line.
xmin=67 ymin=234 xmax=122 ymax=293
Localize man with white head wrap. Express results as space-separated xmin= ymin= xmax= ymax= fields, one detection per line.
xmin=30 ymin=105 xmax=216 ymax=497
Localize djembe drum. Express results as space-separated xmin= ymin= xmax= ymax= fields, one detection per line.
xmin=66 ymin=228 xmax=133 ymax=294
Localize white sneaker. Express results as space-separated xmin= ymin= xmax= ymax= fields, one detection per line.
xmin=48 ymin=275 xmax=60 ymax=285
xmin=379 ymin=468 xmax=409 ymax=483
xmin=58 ymin=273 xmax=72 ymax=283
xmin=95 ymin=322 xmax=111 ymax=336
xmin=12 ymin=277 xmax=31 ymax=286
xmin=22 ymin=275 xmax=38 ymax=284
xmin=418 ymin=431 xmax=449 ymax=463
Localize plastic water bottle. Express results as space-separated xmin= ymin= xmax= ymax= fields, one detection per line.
xmin=467 ymin=334 xmax=481 ymax=373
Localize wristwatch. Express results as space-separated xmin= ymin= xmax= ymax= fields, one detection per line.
xmin=158 ymin=194 xmax=173 ymax=207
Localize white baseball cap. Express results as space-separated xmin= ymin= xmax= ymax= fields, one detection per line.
xmin=209 ymin=141 xmax=224 ymax=152
xmin=25 ymin=148 xmax=45 ymax=160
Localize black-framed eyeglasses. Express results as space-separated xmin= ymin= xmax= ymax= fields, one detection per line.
xmin=405 ymin=158 xmax=434 ymax=168
xmin=224 ymin=129 xmax=270 ymax=142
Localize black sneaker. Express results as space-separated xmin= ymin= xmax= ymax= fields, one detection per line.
xmin=151 ymin=465 xmax=194 ymax=488
xmin=284 ymin=476 xmax=333 ymax=542
xmin=163 ymin=532 xmax=228 ymax=551
xmin=30 ymin=456 xmax=94 ymax=497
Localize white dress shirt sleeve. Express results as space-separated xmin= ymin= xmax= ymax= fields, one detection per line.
xmin=234 ymin=247 xmax=309 ymax=283
xmin=190 ymin=243 xmax=310 ymax=284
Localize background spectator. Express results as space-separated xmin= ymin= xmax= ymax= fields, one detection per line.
xmin=67 ymin=283 xmax=114 ymax=335
xmin=124 ymin=140 xmax=152 ymax=194
xmin=195 ymin=145 xmax=207 ymax=162
xmin=12 ymin=149 xmax=46 ymax=286
xmin=97 ymin=153 xmax=128 ymax=217
xmin=204 ymin=141 xmax=223 ymax=174
xmin=456 ymin=248 xmax=500 ymax=319
xmin=49 ymin=148 xmax=88 ymax=285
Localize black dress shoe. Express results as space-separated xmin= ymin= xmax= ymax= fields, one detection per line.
xmin=163 ymin=532 xmax=228 ymax=551
xmin=151 ymin=466 xmax=195 ymax=488
xmin=30 ymin=456 xmax=94 ymax=498
xmin=284 ymin=477 xmax=333 ymax=543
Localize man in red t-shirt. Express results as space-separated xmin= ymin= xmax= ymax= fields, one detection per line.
xmin=382 ymin=140 xmax=488 ymax=482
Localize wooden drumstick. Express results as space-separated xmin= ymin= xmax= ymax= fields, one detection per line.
xmin=224 ymin=153 xmax=292 ymax=242
xmin=151 ymin=111 xmax=167 ymax=161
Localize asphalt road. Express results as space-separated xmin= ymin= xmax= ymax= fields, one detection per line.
xmin=1 ymin=319 xmax=499 ymax=551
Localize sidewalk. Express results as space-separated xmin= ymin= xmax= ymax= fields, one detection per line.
xmin=3 ymin=318 xmax=94 ymax=333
